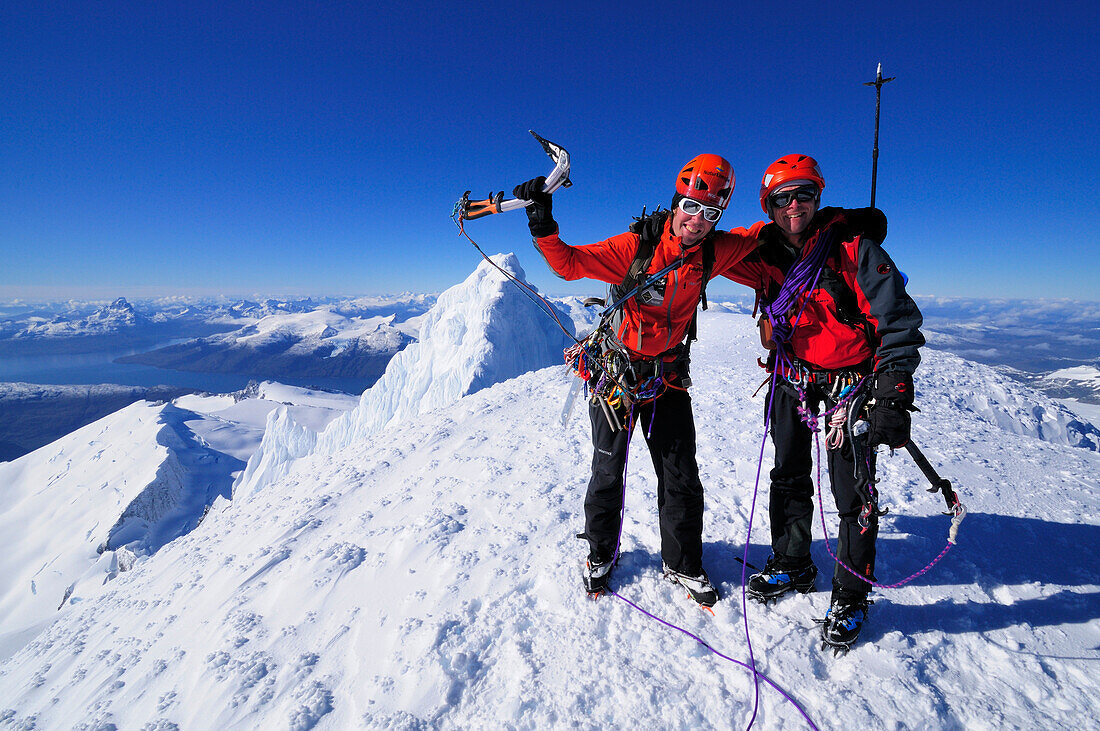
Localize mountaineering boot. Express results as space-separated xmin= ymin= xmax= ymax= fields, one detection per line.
xmin=747 ymin=555 xmax=818 ymax=602
xmin=820 ymin=592 xmax=871 ymax=654
xmin=662 ymin=564 xmax=720 ymax=607
xmin=582 ymin=555 xmax=613 ymax=595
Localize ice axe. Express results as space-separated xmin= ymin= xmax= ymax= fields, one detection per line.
xmin=905 ymin=440 xmax=967 ymax=543
xmin=904 ymin=441 xmax=959 ymax=509
xmin=454 ymin=131 xmax=572 ymax=221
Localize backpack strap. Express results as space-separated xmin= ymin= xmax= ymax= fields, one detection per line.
xmin=604 ymin=210 xmax=715 ymax=352
xmin=620 ymin=232 xmax=657 ymax=294
xmin=699 ymin=235 xmax=714 ymax=312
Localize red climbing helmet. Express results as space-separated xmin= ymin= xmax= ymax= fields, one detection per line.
xmin=759 ymin=154 xmax=825 ymax=213
xmin=676 ymin=154 xmax=734 ymax=209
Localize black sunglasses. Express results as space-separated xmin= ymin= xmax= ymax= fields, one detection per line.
xmin=769 ymin=187 xmax=819 ymax=209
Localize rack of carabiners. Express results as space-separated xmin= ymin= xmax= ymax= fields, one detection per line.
xmin=784 ymin=361 xmax=967 ymax=554
xmin=564 ymin=323 xmax=670 ymax=433
xmin=779 ymin=364 xmax=887 ymax=532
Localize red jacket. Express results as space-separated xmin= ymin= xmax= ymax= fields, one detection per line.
xmin=727 ymin=215 xmax=924 ymax=373
xmin=536 ymin=218 xmax=764 ymax=358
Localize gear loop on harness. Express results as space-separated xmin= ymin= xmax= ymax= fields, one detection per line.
xmin=564 ymin=321 xmax=680 ymax=433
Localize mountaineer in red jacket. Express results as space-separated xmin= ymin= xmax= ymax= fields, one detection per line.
xmin=727 ymin=154 xmax=924 ymax=650
xmin=514 ymin=155 xmax=763 ymax=606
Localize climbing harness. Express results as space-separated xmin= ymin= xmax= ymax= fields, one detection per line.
xmin=563 ymin=321 xmax=687 ymax=434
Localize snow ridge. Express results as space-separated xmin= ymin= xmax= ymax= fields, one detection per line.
xmin=0 ymin=402 xmax=241 ymax=659
xmin=234 ymin=253 xmax=574 ymax=497
xmin=106 ymin=403 xmax=241 ymax=551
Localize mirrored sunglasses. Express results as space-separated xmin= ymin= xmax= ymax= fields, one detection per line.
xmin=678 ymin=197 xmax=723 ymax=222
xmin=769 ymin=186 xmax=819 ymax=209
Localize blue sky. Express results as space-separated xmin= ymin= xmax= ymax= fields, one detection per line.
xmin=2 ymin=1 xmax=1097 ymax=301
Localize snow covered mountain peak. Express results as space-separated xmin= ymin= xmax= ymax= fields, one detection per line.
xmin=108 ymin=296 xmax=134 ymax=311
xmin=326 ymin=252 xmax=575 ymax=436
xmin=14 ymin=296 xmax=151 ymax=338
xmin=232 ymin=253 xmax=576 ymax=499
xmin=83 ymin=297 xmax=143 ymax=328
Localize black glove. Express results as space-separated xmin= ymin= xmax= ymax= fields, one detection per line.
xmin=513 ymin=176 xmax=557 ymax=238
xmin=629 ymin=208 xmax=669 ymax=245
xmin=867 ymin=371 xmax=914 ymax=448
xmin=820 ymin=206 xmax=887 ymax=244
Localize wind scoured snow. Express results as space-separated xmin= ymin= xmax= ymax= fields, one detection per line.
xmin=0 ymin=401 xmax=241 ymax=661
xmin=180 ymin=383 xmax=358 ymax=463
xmin=233 ymin=253 xmax=574 ymax=499
xmin=918 ymin=350 xmax=1100 ymax=451
xmin=1 ymin=311 xmax=1096 ymax=729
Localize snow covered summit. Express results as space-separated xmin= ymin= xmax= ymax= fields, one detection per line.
xmin=12 ymin=297 xmax=150 ymax=339
xmin=233 ymin=253 xmax=575 ymax=498
xmin=324 ymin=252 xmax=575 ymax=439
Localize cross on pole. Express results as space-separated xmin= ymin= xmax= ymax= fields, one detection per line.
xmin=864 ymin=62 xmax=896 ymax=208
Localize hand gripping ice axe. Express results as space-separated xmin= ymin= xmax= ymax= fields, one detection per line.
xmin=453 ymin=131 xmax=572 ymax=221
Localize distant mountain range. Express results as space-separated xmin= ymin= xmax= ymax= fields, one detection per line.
xmin=0 ymin=295 xmax=437 ymax=461
xmin=0 ymin=297 xmax=233 ymax=354
xmin=0 ymin=294 xmax=436 ymax=355
xmin=117 ymin=309 xmax=415 ymax=381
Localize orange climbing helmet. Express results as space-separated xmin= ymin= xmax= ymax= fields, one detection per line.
xmin=759 ymin=154 xmax=825 ymax=213
xmin=675 ymin=154 xmax=734 ymax=209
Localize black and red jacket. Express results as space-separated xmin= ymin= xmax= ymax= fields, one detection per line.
xmin=726 ymin=212 xmax=924 ymax=374
xmin=535 ymin=218 xmax=765 ymax=359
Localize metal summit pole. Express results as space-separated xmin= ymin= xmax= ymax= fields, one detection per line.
xmin=864 ymin=62 xmax=895 ymax=208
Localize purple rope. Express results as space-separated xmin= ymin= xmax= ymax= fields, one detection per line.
xmin=599 ymin=383 xmax=818 ymax=731
xmin=761 ymin=228 xmax=834 ymax=377
xmin=761 ymin=228 xmax=834 ymax=332
xmin=608 ymin=587 xmax=819 ymax=731
xmin=784 ymin=381 xmax=957 ymax=589
xmin=737 ymin=367 xmax=781 ymax=726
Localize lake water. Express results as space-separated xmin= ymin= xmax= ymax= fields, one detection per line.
xmin=0 ymin=343 xmax=374 ymax=395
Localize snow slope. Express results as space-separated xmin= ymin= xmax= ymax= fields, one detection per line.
xmin=0 ymin=382 xmax=195 ymax=462
xmin=918 ymin=350 xmax=1100 ymax=451
xmin=0 ymin=401 xmax=240 ymax=661
xmin=0 ymin=383 xmax=359 ymax=663
xmin=1 ymin=307 xmax=1097 ymax=728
